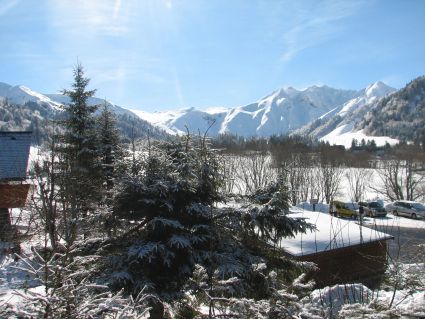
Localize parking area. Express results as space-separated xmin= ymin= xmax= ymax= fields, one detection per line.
xmin=361 ymin=214 xmax=425 ymax=263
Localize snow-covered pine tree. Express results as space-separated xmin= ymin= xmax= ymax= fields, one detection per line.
xmin=95 ymin=103 xmax=125 ymax=237
xmin=110 ymin=134 xmax=223 ymax=294
xmin=107 ymin=133 xmax=313 ymax=307
xmin=96 ymin=103 xmax=124 ymax=191
xmin=58 ymin=63 xmax=102 ymax=243
xmin=198 ymin=178 xmax=314 ymax=301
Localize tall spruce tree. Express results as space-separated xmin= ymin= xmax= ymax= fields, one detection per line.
xmin=97 ymin=103 xmax=123 ymax=191
xmin=59 ymin=63 xmax=101 ymax=242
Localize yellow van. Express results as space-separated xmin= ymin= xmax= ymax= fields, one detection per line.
xmin=330 ymin=201 xmax=360 ymax=219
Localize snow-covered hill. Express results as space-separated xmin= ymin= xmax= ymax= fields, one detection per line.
xmin=0 ymin=82 xmax=166 ymax=142
xmin=359 ymin=75 xmax=425 ymax=143
xmin=45 ymin=94 xmax=134 ymax=117
xmin=135 ymin=86 xmax=360 ymax=137
xmin=0 ymin=82 xmax=62 ymax=110
xmin=294 ymin=81 xmax=398 ymax=147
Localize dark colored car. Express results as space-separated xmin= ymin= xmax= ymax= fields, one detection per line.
xmin=358 ymin=201 xmax=387 ymax=218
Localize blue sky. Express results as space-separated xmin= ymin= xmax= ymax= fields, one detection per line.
xmin=1 ymin=0 xmax=425 ymax=111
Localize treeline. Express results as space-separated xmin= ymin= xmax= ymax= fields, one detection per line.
xmin=212 ymin=132 xmax=425 ymax=168
xmin=212 ymin=133 xmax=425 ymax=205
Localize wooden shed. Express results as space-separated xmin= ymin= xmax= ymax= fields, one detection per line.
xmin=279 ymin=210 xmax=393 ymax=288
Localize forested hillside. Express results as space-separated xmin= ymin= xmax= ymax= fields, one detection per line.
xmin=0 ymin=97 xmax=167 ymax=144
xmin=360 ymin=76 xmax=425 ymax=144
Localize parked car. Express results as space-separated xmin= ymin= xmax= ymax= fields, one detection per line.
xmin=358 ymin=201 xmax=387 ymax=218
xmin=330 ymin=201 xmax=359 ymax=219
xmin=385 ymin=200 xmax=425 ymax=219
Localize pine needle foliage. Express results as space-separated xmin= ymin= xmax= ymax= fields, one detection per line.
xmin=112 ymin=134 xmax=223 ymax=294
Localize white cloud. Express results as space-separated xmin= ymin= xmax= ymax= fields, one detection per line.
xmin=280 ymin=1 xmax=367 ymax=62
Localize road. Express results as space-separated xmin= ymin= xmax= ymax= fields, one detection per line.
xmin=364 ymin=222 xmax=425 ymax=263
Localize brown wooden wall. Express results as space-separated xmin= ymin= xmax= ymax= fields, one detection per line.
xmin=294 ymin=240 xmax=389 ymax=289
xmin=0 ymin=184 xmax=31 ymax=208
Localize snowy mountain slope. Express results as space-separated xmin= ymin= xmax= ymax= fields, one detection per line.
xmin=359 ymin=75 xmax=425 ymax=143
xmin=46 ymin=94 xmax=134 ymax=117
xmin=0 ymin=82 xmax=61 ymax=110
xmin=135 ymin=86 xmax=360 ymax=137
xmin=293 ymin=81 xmax=397 ymax=146
xmin=320 ymin=125 xmax=399 ymax=148
xmin=131 ymin=107 xmax=229 ymax=136
xmin=0 ymin=82 xmax=166 ymax=142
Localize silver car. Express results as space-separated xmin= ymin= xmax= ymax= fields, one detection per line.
xmin=385 ymin=200 xmax=425 ymax=219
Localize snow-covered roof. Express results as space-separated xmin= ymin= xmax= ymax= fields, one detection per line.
xmin=0 ymin=131 xmax=32 ymax=181
xmin=278 ymin=209 xmax=393 ymax=256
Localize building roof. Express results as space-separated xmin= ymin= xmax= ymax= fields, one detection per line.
xmin=278 ymin=209 xmax=393 ymax=257
xmin=0 ymin=131 xmax=32 ymax=181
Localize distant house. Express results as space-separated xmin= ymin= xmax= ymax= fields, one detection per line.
xmin=0 ymin=131 xmax=32 ymax=241
xmin=279 ymin=210 xmax=393 ymax=288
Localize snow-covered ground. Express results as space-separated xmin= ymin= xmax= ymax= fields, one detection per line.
xmin=320 ymin=126 xmax=399 ymax=149
xmin=0 ymin=241 xmax=44 ymax=310
xmin=294 ymin=202 xmax=425 ymax=230
xmin=362 ymin=213 xmax=425 ymax=229
xmin=304 ymin=267 xmax=425 ymax=318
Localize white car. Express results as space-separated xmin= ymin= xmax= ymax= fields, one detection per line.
xmin=385 ymin=200 xmax=425 ymax=219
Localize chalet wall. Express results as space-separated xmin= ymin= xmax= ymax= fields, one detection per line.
xmin=294 ymin=240 xmax=389 ymax=289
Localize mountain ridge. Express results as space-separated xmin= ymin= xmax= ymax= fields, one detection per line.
xmin=0 ymin=82 xmax=167 ymax=143
xmin=134 ymin=84 xmax=361 ymax=137
xmin=2 ymin=77 xmax=424 ymax=147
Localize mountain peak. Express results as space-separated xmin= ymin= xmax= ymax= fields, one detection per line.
xmin=365 ymin=81 xmax=395 ymax=98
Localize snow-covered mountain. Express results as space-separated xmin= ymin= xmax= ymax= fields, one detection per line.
xmin=359 ymin=76 xmax=425 ymax=143
xmin=134 ymin=86 xmax=360 ymax=137
xmin=294 ymin=81 xmax=398 ymax=147
xmin=0 ymin=82 xmax=166 ymax=142
xmin=3 ymin=77 xmax=423 ymax=147
xmin=45 ymin=94 xmax=135 ymax=117
xmin=0 ymin=82 xmax=61 ymax=111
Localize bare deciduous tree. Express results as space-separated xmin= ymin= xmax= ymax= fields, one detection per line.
xmin=372 ymin=158 xmax=425 ymax=201
xmin=30 ymin=140 xmax=60 ymax=250
xmin=345 ymin=168 xmax=372 ymax=202
xmin=318 ymin=162 xmax=343 ymax=204
xmin=234 ymin=151 xmax=276 ymax=194
xmin=279 ymin=154 xmax=313 ymax=205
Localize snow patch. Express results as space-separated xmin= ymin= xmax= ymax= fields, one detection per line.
xmin=320 ymin=126 xmax=399 ymax=149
